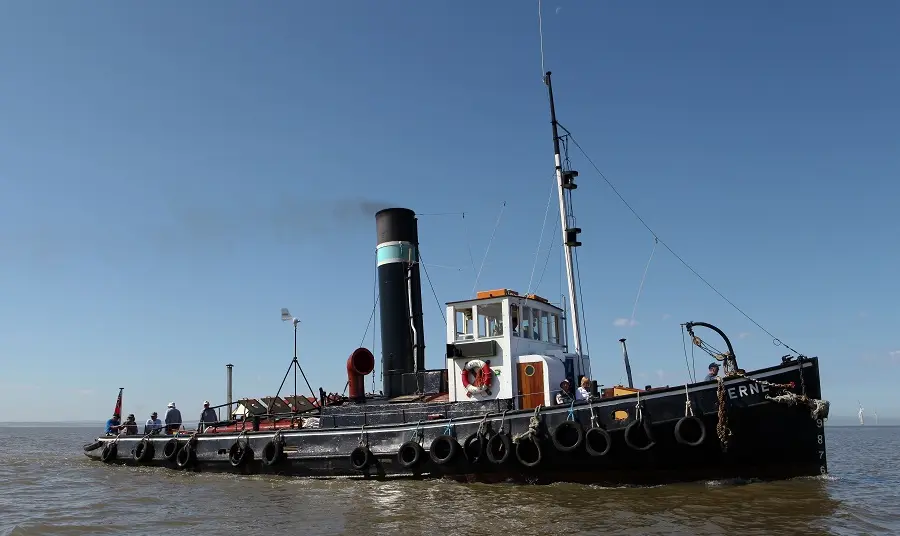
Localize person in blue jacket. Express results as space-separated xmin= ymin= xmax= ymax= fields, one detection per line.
xmin=105 ymin=414 xmax=121 ymax=435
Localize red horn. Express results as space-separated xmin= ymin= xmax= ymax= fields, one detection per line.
xmin=347 ymin=348 xmax=375 ymax=401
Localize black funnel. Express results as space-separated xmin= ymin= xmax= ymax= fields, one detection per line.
xmin=375 ymin=208 xmax=425 ymax=398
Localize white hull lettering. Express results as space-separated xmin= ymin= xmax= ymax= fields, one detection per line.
xmin=727 ymin=382 xmax=769 ymax=400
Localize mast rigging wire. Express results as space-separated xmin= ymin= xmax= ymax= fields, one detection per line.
xmin=527 ymin=173 xmax=559 ymax=295
xmin=471 ymin=201 xmax=507 ymax=297
xmin=629 ymin=237 xmax=658 ymax=327
xmin=555 ymin=120 xmax=802 ymax=356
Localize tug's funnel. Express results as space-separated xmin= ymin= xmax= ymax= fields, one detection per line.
xmin=375 ymin=208 xmax=425 ymax=398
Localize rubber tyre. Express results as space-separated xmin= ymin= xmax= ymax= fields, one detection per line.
xmin=486 ymin=431 xmax=512 ymax=465
xmin=261 ymin=440 xmax=284 ymax=466
xmin=175 ymin=445 xmax=195 ymax=469
xmin=429 ymin=435 xmax=460 ymax=465
xmin=350 ymin=446 xmax=372 ymax=471
xmin=551 ymin=420 xmax=585 ymax=453
xmin=83 ymin=441 xmax=102 ymax=452
xmin=397 ymin=441 xmax=425 ymax=469
xmin=134 ymin=440 xmax=155 ymax=463
xmin=463 ymin=433 xmax=488 ymax=464
xmin=584 ymin=427 xmax=612 ymax=457
xmin=100 ymin=443 xmax=117 ymax=463
xmin=163 ymin=439 xmax=180 ymax=461
xmin=514 ymin=435 xmax=542 ymax=467
xmin=229 ymin=442 xmax=253 ymax=467
xmin=674 ymin=416 xmax=707 ymax=447
xmin=624 ymin=420 xmax=656 ymax=451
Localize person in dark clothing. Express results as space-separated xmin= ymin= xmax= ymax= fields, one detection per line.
xmin=123 ymin=414 xmax=139 ymax=435
xmin=199 ymin=401 xmax=218 ymax=431
xmin=164 ymin=402 xmax=182 ymax=434
xmin=555 ymin=379 xmax=574 ymax=405
xmin=705 ymin=362 xmax=720 ymax=381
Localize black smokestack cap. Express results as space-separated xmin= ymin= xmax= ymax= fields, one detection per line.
xmin=375 ymin=208 xmax=425 ymax=398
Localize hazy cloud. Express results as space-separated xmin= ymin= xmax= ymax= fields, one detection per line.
xmin=738 ymin=332 xmax=750 ymax=339
xmin=661 ymin=313 xmax=672 ymax=320
xmin=613 ymin=318 xmax=638 ymax=327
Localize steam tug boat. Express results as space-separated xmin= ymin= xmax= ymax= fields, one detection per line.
xmin=83 ymin=73 xmax=830 ymax=486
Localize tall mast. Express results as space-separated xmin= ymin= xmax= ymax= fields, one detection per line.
xmin=544 ymin=71 xmax=583 ymax=360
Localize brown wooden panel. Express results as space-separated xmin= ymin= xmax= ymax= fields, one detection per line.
xmin=517 ymin=362 xmax=545 ymax=410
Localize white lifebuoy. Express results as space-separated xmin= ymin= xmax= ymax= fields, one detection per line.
xmin=461 ymin=359 xmax=493 ymax=396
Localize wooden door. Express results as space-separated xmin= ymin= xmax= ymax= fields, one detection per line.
xmin=517 ymin=362 xmax=545 ymax=410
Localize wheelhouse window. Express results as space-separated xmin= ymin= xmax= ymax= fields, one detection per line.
xmin=510 ymin=303 xmax=520 ymax=337
xmin=455 ymin=307 xmax=474 ymax=341
xmin=549 ymin=313 xmax=560 ymax=344
xmin=477 ymin=302 xmax=503 ymax=338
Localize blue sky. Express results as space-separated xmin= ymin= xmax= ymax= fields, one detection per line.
xmin=1 ymin=1 xmax=898 ymax=423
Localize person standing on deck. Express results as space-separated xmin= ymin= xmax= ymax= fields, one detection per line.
xmin=705 ymin=362 xmax=720 ymax=381
xmin=199 ymin=401 xmax=217 ymax=431
xmin=164 ymin=402 xmax=182 ymax=434
xmin=555 ymin=379 xmax=574 ymax=405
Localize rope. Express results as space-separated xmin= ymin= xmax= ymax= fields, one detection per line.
xmin=358 ymin=424 xmax=368 ymax=447
xmin=629 ymin=237 xmax=658 ymax=326
xmin=418 ymin=249 xmax=447 ymax=325
xmin=567 ymin=399 xmax=576 ymax=422
xmin=557 ymin=123 xmax=803 ymax=357
xmin=495 ymin=410 xmax=509 ymax=434
xmin=462 ymin=212 xmax=477 ymax=276
xmin=767 ymin=392 xmax=830 ymax=420
xmin=527 ymin=175 xmax=558 ymax=295
xmin=588 ymin=401 xmax=599 ymax=429
xmin=684 ymin=385 xmax=694 ymax=417
xmin=471 ymin=201 xmax=507 ymax=297
xmin=443 ymin=418 xmax=456 ymax=438
xmin=513 ymin=405 xmax=543 ymax=444
xmin=715 ymin=378 xmax=732 ymax=451
xmin=634 ymin=391 xmax=643 ymax=422
xmin=408 ymin=420 xmax=424 ymax=444
xmin=537 ymin=0 xmax=546 ymax=76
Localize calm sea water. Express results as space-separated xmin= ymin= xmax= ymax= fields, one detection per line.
xmin=0 ymin=425 xmax=897 ymax=535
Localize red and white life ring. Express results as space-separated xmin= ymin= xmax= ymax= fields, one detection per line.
xmin=461 ymin=359 xmax=493 ymax=397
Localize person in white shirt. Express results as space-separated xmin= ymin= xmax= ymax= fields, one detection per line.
xmin=576 ymin=376 xmax=592 ymax=401
xmin=144 ymin=412 xmax=163 ymax=434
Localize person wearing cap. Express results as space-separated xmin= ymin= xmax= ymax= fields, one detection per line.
xmin=144 ymin=412 xmax=163 ymax=435
xmin=555 ymin=379 xmax=574 ymax=405
xmin=705 ymin=362 xmax=720 ymax=381
xmin=164 ymin=402 xmax=182 ymax=434
xmin=199 ymin=401 xmax=217 ymax=431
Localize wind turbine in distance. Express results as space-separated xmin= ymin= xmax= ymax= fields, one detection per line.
xmin=858 ymin=402 xmax=865 ymax=425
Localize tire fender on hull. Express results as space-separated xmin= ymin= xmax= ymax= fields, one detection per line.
xmin=674 ymin=416 xmax=707 ymax=447
xmin=397 ymin=441 xmax=425 ymax=469
xmin=229 ymin=441 xmax=253 ymax=468
xmin=163 ymin=438 xmax=180 ymax=462
xmin=429 ymin=435 xmax=460 ymax=465
xmin=551 ymin=420 xmax=585 ymax=453
xmin=350 ymin=446 xmax=373 ymax=471
xmin=100 ymin=442 xmax=117 ymax=463
xmin=262 ymin=440 xmax=285 ymax=466
xmin=486 ymin=431 xmax=512 ymax=465
xmin=584 ymin=427 xmax=612 ymax=457
xmin=624 ymin=418 xmax=656 ymax=451
xmin=133 ymin=440 xmax=155 ymax=463
xmin=514 ymin=436 xmax=543 ymax=467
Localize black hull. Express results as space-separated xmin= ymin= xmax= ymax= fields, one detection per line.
xmin=83 ymin=358 xmax=829 ymax=486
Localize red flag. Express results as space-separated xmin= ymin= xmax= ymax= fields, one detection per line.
xmin=113 ymin=388 xmax=123 ymax=418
